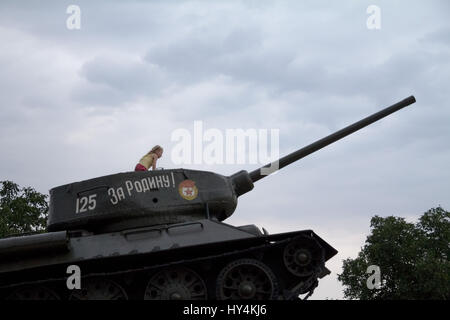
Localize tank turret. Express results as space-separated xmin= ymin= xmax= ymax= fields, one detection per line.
xmin=47 ymin=96 xmax=416 ymax=233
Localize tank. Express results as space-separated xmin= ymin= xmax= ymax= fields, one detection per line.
xmin=0 ymin=96 xmax=416 ymax=300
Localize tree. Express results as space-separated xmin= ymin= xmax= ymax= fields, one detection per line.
xmin=0 ymin=180 xmax=49 ymax=238
xmin=338 ymin=207 xmax=450 ymax=300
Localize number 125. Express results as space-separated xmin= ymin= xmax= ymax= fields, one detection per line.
xmin=75 ymin=194 xmax=97 ymax=214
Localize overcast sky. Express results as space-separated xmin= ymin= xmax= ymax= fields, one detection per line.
xmin=1 ymin=1 xmax=449 ymax=299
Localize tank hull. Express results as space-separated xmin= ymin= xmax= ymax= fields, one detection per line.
xmin=0 ymin=220 xmax=337 ymax=300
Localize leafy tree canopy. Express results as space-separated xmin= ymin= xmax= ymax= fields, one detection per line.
xmin=0 ymin=180 xmax=48 ymax=238
xmin=338 ymin=207 xmax=449 ymax=299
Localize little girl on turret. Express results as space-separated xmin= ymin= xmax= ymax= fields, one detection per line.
xmin=134 ymin=145 xmax=164 ymax=171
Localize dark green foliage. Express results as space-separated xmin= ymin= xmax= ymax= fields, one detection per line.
xmin=0 ymin=180 xmax=48 ymax=238
xmin=338 ymin=207 xmax=450 ymax=299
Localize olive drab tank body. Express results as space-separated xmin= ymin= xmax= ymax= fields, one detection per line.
xmin=0 ymin=96 xmax=416 ymax=300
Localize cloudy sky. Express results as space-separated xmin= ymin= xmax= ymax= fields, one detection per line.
xmin=1 ymin=1 xmax=449 ymax=299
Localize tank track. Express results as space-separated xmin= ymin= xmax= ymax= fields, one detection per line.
xmin=0 ymin=234 xmax=326 ymax=300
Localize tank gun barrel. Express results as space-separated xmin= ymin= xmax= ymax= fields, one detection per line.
xmin=248 ymin=95 xmax=416 ymax=183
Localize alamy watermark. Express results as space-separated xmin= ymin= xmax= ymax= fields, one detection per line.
xmin=171 ymin=121 xmax=280 ymax=175
xmin=66 ymin=5 xmax=81 ymax=30
xmin=366 ymin=265 xmax=381 ymax=289
xmin=66 ymin=265 xmax=81 ymax=290
xmin=366 ymin=5 xmax=381 ymax=30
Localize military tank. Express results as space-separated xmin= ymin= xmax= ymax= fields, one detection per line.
xmin=0 ymin=96 xmax=416 ymax=300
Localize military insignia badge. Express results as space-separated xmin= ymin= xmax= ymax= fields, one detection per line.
xmin=178 ymin=180 xmax=198 ymax=200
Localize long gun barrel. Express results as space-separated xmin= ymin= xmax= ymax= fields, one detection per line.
xmin=248 ymin=95 xmax=416 ymax=183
